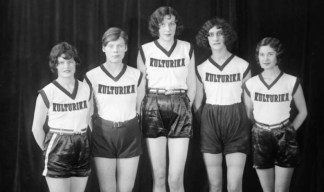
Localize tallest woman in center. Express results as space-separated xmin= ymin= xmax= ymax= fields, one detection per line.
xmin=137 ymin=6 xmax=196 ymax=192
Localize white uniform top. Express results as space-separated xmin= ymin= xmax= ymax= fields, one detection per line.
xmin=39 ymin=80 xmax=91 ymax=131
xmin=140 ymin=39 xmax=193 ymax=90
xmin=243 ymin=72 xmax=299 ymax=125
xmin=85 ymin=64 xmax=142 ymax=122
xmin=197 ymin=55 xmax=250 ymax=105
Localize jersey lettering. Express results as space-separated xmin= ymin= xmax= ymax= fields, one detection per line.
xmin=254 ymin=92 xmax=289 ymax=102
xmin=149 ymin=58 xmax=185 ymax=68
xmin=98 ymin=84 xmax=135 ymax=95
xmin=205 ymin=72 xmax=241 ymax=83
xmin=53 ymin=100 xmax=88 ymax=112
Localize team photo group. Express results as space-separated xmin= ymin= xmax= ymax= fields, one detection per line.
xmin=31 ymin=6 xmax=307 ymax=192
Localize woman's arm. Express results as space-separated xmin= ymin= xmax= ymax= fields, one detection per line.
xmin=31 ymin=95 xmax=48 ymax=150
xmin=243 ymin=89 xmax=254 ymax=122
xmin=291 ymin=85 xmax=308 ymax=130
xmin=136 ymin=73 xmax=146 ymax=114
xmin=186 ymin=53 xmax=196 ymax=107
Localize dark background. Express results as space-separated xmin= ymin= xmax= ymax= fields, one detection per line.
xmin=1 ymin=0 xmax=323 ymax=191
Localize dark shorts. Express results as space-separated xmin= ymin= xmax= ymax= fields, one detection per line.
xmin=252 ymin=121 xmax=299 ymax=169
xmin=42 ymin=129 xmax=91 ymax=178
xmin=92 ymin=115 xmax=142 ymax=158
xmin=141 ymin=92 xmax=192 ymax=138
xmin=200 ymin=103 xmax=250 ymax=155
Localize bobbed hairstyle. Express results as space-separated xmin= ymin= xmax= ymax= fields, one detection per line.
xmin=49 ymin=42 xmax=80 ymax=74
xmin=255 ymin=37 xmax=284 ymax=65
xmin=102 ymin=27 xmax=128 ymax=47
xmin=148 ymin=6 xmax=184 ymax=38
xmin=196 ymin=17 xmax=237 ymax=49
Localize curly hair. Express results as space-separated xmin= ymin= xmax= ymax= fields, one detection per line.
xmin=49 ymin=42 xmax=80 ymax=74
xmin=102 ymin=27 xmax=128 ymax=47
xmin=255 ymin=37 xmax=284 ymax=66
xmin=148 ymin=6 xmax=184 ymax=38
xmin=195 ymin=17 xmax=237 ymax=49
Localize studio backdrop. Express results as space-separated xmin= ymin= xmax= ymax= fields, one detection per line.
xmin=1 ymin=0 xmax=323 ymax=191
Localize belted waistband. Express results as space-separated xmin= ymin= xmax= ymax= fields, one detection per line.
xmin=94 ymin=115 xmax=137 ymax=128
xmin=255 ymin=119 xmax=290 ymax=130
xmin=49 ymin=127 xmax=87 ymax=135
xmin=148 ymin=88 xmax=186 ymax=95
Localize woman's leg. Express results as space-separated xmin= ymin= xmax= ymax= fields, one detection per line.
xmin=94 ymin=157 xmax=117 ymax=192
xmin=274 ymin=166 xmax=294 ymax=192
xmin=46 ymin=177 xmax=70 ymax=192
xmin=256 ymin=168 xmax=275 ymax=192
xmin=70 ymin=177 xmax=89 ymax=192
xmin=146 ymin=137 xmax=167 ymax=192
xmin=116 ymin=156 xmax=140 ymax=192
xmin=225 ymin=152 xmax=246 ymax=192
xmin=203 ymin=153 xmax=223 ymax=192
xmin=168 ymin=138 xmax=189 ymax=192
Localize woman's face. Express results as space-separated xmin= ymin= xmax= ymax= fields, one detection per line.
xmin=208 ymin=26 xmax=226 ymax=50
xmin=258 ymin=45 xmax=278 ymax=70
xmin=56 ymin=54 xmax=76 ymax=78
xmin=103 ymin=37 xmax=127 ymax=64
xmin=158 ymin=14 xmax=176 ymax=42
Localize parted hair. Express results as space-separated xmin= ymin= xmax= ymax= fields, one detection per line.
xmin=49 ymin=42 xmax=80 ymax=73
xmin=255 ymin=37 xmax=284 ymax=66
xmin=196 ymin=17 xmax=237 ymax=49
xmin=148 ymin=6 xmax=184 ymax=38
xmin=102 ymin=27 xmax=128 ymax=47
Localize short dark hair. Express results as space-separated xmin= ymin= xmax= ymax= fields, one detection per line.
xmin=49 ymin=42 xmax=80 ymax=73
xmin=102 ymin=27 xmax=128 ymax=47
xmin=255 ymin=37 xmax=284 ymax=65
xmin=196 ymin=17 xmax=237 ymax=49
xmin=148 ymin=6 xmax=184 ymax=38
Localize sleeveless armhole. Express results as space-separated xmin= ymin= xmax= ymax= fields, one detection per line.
xmin=139 ymin=46 xmax=146 ymax=63
xmin=292 ymin=78 xmax=300 ymax=96
xmin=189 ymin=43 xmax=194 ymax=59
xmin=243 ymin=64 xmax=251 ymax=79
xmin=242 ymin=82 xmax=251 ymax=97
xmin=196 ymin=68 xmax=202 ymax=83
xmin=138 ymin=72 xmax=143 ymax=87
xmin=38 ymin=89 xmax=50 ymax=108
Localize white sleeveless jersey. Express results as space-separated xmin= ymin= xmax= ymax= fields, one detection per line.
xmin=85 ymin=64 xmax=142 ymax=122
xmin=197 ymin=55 xmax=250 ymax=105
xmin=244 ymin=72 xmax=299 ymax=124
xmin=140 ymin=39 xmax=193 ymax=90
xmin=39 ymin=80 xmax=91 ymax=131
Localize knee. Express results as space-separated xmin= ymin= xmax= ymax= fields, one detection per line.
xmin=227 ymin=183 xmax=242 ymax=192
xmin=168 ymin=174 xmax=183 ymax=191
xmin=209 ymin=184 xmax=222 ymax=192
xmin=152 ymin=168 xmax=166 ymax=187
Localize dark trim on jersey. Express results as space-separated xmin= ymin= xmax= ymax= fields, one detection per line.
xmin=100 ymin=64 xmax=127 ymax=82
xmin=197 ymin=69 xmax=202 ymax=83
xmin=138 ymin=72 xmax=143 ymax=87
xmin=139 ymin=46 xmax=146 ymax=63
xmin=242 ymin=83 xmax=250 ymax=97
xmin=52 ymin=80 xmax=78 ymax=100
xmin=38 ymin=89 xmax=50 ymax=108
xmin=189 ymin=43 xmax=194 ymax=59
xmin=243 ymin=65 xmax=251 ymax=79
xmin=154 ymin=39 xmax=177 ymax=57
xmin=292 ymin=78 xmax=300 ymax=96
xmin=259 ymin=71 xmax=284 ymax=90
xmin=208 ymin=54 xmax=235 ymax=71
xmin=84 ymin=75 xmax=93 ymax=101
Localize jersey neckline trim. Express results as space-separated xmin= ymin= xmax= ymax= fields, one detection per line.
xmin=154 ymin=39 xmax=177 ymax=57
xmin=208 ymin=54 xmax=235 ymax=71
xmin=100 ymin=64 xmax=127 ymax=82
xmin=52 ymin=80 xmax=78 ymax=100
xmin=258 ymin=71 xmax=284 ymax=90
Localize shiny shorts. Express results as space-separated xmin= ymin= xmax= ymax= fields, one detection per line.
xmin=42 ymin=130 xmax=91 ymax=178
xmin=252 ymin=122 xmax=299 ymax=169
xmin=200 ymin=103 xmax=250 ymax=154
xmin=92 ymin=115 xmax=142 ymax=158
xmin=141 ymin=93 xmax=192 ymax=138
